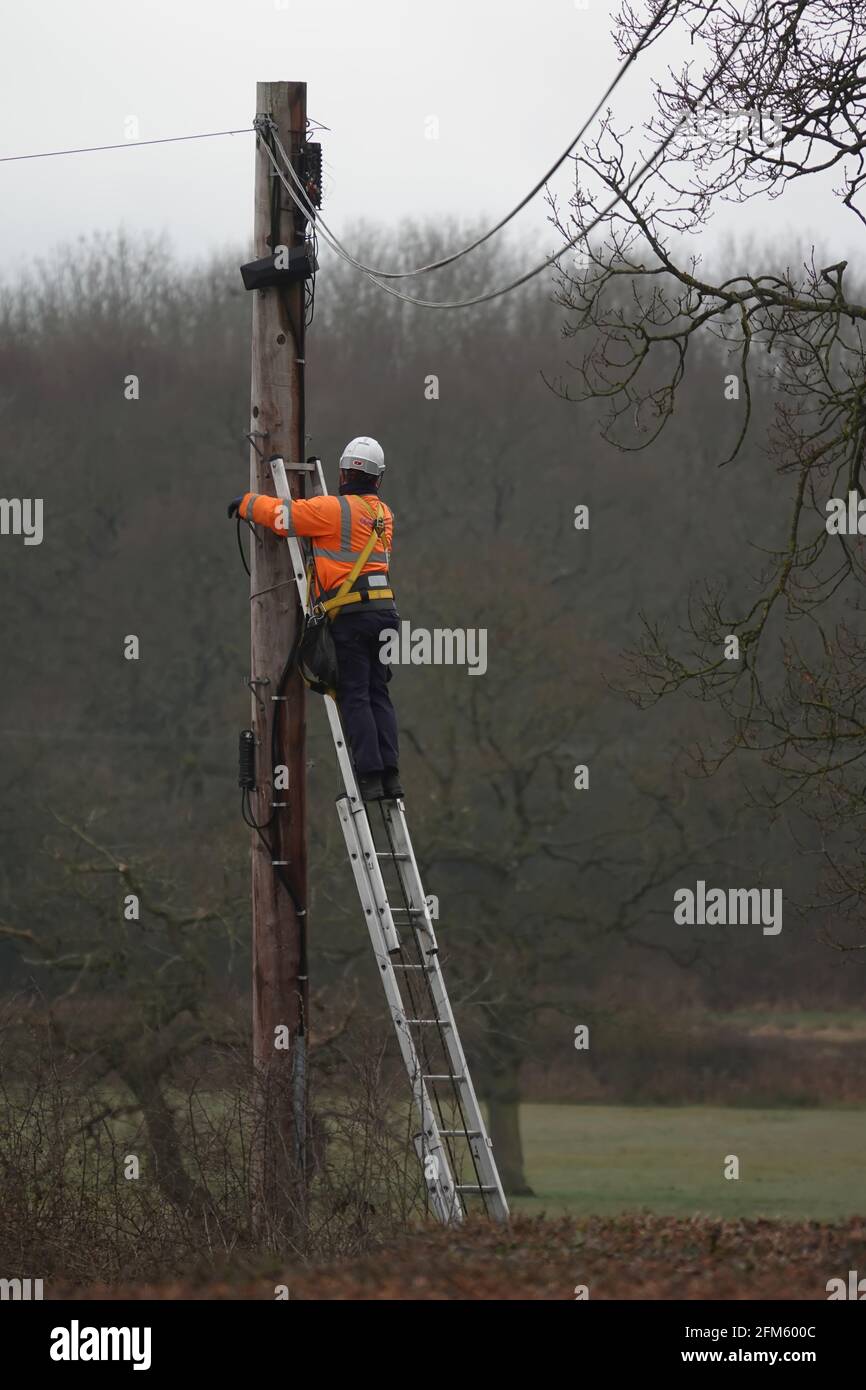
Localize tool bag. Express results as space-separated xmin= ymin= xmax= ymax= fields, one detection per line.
xmin=298 ymin=500 xmax=386 ymax=698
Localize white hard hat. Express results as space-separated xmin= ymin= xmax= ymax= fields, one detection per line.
xmin=340 ymin=436 xmax=385 ymax=476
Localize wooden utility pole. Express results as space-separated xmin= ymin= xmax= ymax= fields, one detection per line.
xmin=248 ymin=79 xmax=309 ymax=1233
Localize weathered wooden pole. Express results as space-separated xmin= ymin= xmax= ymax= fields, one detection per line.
xmin=248 ymin=79 xmax=309 ymax=1237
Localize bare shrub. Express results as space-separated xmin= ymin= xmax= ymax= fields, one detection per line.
xmin=0 ymin=1001 xmax=422 ymax=1287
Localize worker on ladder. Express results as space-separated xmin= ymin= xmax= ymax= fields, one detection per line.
xmin=229 ymin=437 xmax=403 ymax=803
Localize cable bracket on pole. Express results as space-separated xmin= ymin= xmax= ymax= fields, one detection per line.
xmin=246 ymin=429 xmax=270 ymax=460
xmin=246 ymin=675 xmax=270 ymax=711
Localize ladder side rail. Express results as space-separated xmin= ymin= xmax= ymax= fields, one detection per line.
xmin=270 ymin=457 xmax=363 ymax=809
xmin=337 ymin=799 xmax=401 ymax=956
xmin=336 ymin=801 xmax=464 ymax=1226
xmin=385 ymin=804 xmax=510 ymax=1219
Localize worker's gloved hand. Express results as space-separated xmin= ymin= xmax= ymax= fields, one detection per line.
xmin=227 ymin=496 xmax=244 ymax=519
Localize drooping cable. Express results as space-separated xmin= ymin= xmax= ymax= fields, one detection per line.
xmin=261 ymin=16 xmax=744 ymax=312
xmin=259 ymin=0 xmax=676 ymax=282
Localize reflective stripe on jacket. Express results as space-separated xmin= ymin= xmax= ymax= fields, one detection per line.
xmin=240 ymin=491 xmax=393 ymax=596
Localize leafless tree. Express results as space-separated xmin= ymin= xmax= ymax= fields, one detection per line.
xmin=551 ymin=0 xmax=866 ymax=947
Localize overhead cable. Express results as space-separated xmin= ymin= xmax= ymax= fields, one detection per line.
xmin=258 ymin=0 xmax=678 ymax=282
xmin=260 ymin=20 xmax=745 ymax=314
xmin=0 ymin=127 xmax=255 ymax=163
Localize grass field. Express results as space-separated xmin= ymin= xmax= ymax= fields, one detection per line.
xmin=509 ymin=1104 xmax=866 ymax=1222
xmin=707 ymin=1007 xmax=866 ymax=1039
xmin=46 ymin=1101 xmax=866 ymax=1298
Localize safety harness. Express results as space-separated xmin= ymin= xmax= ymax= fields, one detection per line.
xmin=310 ymin=497 xmax=393 ymax=620
xmin=298 ymin=498 xmax=394 ymax=698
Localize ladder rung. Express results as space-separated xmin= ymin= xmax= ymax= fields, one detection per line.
xmin=404 ymin=1018 xmax=450 ymax=1026
xmin=392 ymin=963 xmax=431 ymax=970
xmin=423 ymin=1073 xmax=463 ymax=1081
xmin=455 ymin=1184 xmax=498 ymax=1192
xmin=439 ymin=1129 xmax=481 ymax=1137
xmin=390 ymin=907 xmax=427 ymax=916
xmin=376 ymin=851 xmax=409 ymax=861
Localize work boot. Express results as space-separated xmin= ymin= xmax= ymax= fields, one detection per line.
xmin=357 ymin=772 xmax=384 ymax=802
xmin=382 ymin=767 xmax=405 ymax=799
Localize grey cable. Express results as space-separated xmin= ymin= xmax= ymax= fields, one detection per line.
xmin=0 ymin=127 xmax=254 ymax=163
xmin=0 ymin=115 xmax=329 ymax=164
xmin=256 ymin=0 xmax=677 ymax=283
xmin=261 ymin=18 xmax=745 ymax=315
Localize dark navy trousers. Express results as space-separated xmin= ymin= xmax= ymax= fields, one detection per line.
xmin=331 ymin=606 xmax=399 ymax=776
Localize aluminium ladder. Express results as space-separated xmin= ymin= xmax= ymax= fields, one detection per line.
xmin=267 ymin=454 xmax=509 ymax=1225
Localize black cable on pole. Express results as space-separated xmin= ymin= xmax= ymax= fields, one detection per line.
xmin=236 ymin=516 xmax=255 ymax=576
xmin=238 ymin=616 xmax=305 ymax=921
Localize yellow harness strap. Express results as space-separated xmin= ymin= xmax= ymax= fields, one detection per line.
xmin=319 ymin=498 xmax=389 ymax=618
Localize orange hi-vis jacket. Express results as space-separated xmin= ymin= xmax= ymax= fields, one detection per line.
xmin=239 ymin=490 xmax=394 ymax=605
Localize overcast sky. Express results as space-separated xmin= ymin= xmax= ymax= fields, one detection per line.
xmin=0 ymin=0 xmax=858 ymax=284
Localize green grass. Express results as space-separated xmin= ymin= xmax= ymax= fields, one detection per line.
xmin=707 ymin=1007 xmax=866 ymax=1035
xmin=509 ymin=1104 xmax=866 ymax=1222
